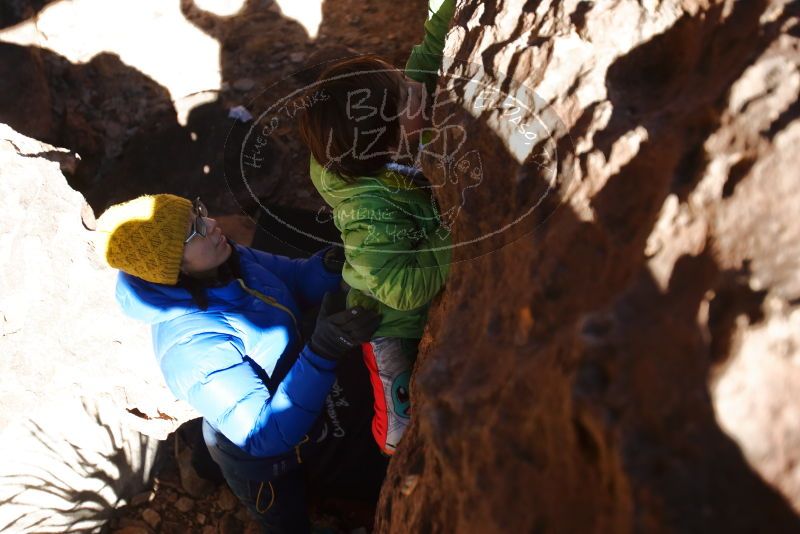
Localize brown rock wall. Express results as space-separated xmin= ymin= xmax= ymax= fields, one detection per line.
xmin=377 ymin=1 xmax=800 ymax=532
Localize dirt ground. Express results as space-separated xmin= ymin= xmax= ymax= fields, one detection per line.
xmin=108 ymin=424 xmax=378 ymax=533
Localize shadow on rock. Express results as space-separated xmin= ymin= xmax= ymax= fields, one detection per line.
xmin=376 ymin=2 xmax=800 ymax=529
xmin=0 ymin=400 xmax=167 ymax=533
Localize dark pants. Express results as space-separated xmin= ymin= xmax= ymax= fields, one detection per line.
xmin=203 ymin=352 xmax=388 ymax=533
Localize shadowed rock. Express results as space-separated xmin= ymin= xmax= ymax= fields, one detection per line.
xmin=375 ymin=1 xmax=800 ymax=532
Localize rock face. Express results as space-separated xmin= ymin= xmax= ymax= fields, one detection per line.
xmin=378 ymin=1 xmax=800 ymax=532
xmin=0 ymin=124 xmax=196 ymax=531
xmin=2 ymin=0 xmax=798 ymax=531
xmin=0 ymin=0 xmax=430 ymax=217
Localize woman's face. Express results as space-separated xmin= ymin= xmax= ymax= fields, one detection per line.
xmin=181 ymin=213 xmax=232 ymax=277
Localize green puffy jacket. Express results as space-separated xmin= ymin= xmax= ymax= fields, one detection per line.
xmin=308 ymin=0 xmax=456 ymax=339
xmin=310 ymin=158 xmax=451 ymax=339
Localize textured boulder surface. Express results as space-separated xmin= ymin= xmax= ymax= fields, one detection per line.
xmin=2 ymin=0 xmax=799 ymax=531
xmin=0 ymin=0 xmax=429 ymax=218
xmin=0 ymin=124 xmax=197 ymax=532
xmin=377 ymin=0 xmax=800 ymax=532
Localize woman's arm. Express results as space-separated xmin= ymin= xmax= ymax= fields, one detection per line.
xmin=158 ymin=330 xmax=337 ymax=457
xmin=240 ymin=246 xmax=342 ymax=310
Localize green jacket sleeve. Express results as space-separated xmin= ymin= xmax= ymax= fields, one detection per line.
xmin=336 ymin=196 xmax=451 ymax=312
xmin=405 ymin=0 xmax=457 ymax=94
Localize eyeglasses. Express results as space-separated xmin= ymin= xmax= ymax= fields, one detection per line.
xmin=184 ymin=197 xmax=208 ymax=244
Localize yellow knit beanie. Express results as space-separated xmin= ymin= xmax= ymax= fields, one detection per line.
xmin=95 ymin=194 xmax=193 ymax=285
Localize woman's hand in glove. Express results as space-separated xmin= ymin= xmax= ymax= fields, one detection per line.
xmin=310 ymin=292 xmax=381 ymax=360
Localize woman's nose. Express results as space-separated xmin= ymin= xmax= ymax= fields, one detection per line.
xmin=204 ymin=217 xmax=219 ymax=233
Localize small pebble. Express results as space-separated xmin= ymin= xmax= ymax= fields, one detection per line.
xmin=129 ymin=490 xmax=153 ymax=507
xmin=141 ymin=508 xmax=161 ymax=528
xmin=218 ymin=487 xmax=238 ymax=511
xmin=235 ymin=506 xmax=251 ymax=522
xmin=160 ymin=520 xmax=184 ymax=534
xmin=175 ymin=496 xmax=195 ymax=513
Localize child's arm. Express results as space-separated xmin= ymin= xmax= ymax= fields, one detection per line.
xmin=405 ymin=0 xmax=457 ymax=94
xmin=337 ymin=197 xmax=451 ymax=312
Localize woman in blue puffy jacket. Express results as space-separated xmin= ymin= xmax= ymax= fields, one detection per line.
xmin=96 ymin=194 xmax=386 ymax=533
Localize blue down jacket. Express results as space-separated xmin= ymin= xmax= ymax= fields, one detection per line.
xmin=116 ymin=244 xmax=342 ymax=458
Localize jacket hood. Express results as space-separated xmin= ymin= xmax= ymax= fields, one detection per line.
xmin=115 ymin=244 xmax=255 ymax=325
xmin=115 ymin=271 xmax=197 ymax=325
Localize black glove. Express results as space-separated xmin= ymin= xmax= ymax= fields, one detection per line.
xmin=310 ymin=292 xmax=381 ymax=360
xmin=322 ymin=245 xmax=346 ymax=273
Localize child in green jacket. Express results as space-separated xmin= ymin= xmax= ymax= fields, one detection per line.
xmin=297 ymin=0 xmax=456 ymax=455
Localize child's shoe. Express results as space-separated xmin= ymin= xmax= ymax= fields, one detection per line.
xmin=361 ymin=337 xmax=414 ymax=454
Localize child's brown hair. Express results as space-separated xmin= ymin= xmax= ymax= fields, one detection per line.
xmin=297 ymin=55 xmax=403 ymax=182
